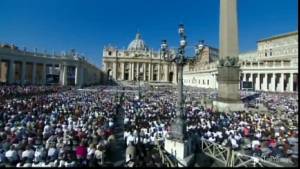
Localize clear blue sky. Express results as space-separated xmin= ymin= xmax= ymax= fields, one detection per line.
xmin=0 ymin=0 xmax=298 ymax=68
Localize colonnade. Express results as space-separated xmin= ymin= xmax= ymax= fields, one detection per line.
xmin=241 ymin=72 xmax=298 ymax=92
xmin=109 ymin=61 xmax=177 ymax=83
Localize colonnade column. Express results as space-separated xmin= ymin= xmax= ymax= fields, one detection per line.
xmin=270 ymin=73 xmax=276 ymax=92
xmin=21 ymin=61 xmax=26 ymax=85
xmin=289 ymin=73 xmax=294 ymax=92
xmin=243 ymin=73 xmax=246 ymax=81
xmin=279 ymin=73 xmax=284 ymax=92
xmin=249 ymin=73 xmax=253 ymax=82
xmin=255 ymin=73 xmax=260 ymax=91
xmin=8 ymin=60 xmax=15 ymax=84
xmin=59 ymin=64 xmax=67 ymax=86
xmin=262 ymin=73 xmax=268 ymax=91
xmin=32 ymin=63 xmax=36 ymax=85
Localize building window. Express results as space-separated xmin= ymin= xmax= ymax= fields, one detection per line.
xmin=207 ymin=80 xmax=209 ymax=85
xmin=270 ymin=49 xmax=272 ymax=56
xmin=108 ymin=51 xmax=112 ymax=56
xmin=265 ymin=50 xmax=268 ymax=57
xmin=203 ymin=80 xmax=205 ymax=85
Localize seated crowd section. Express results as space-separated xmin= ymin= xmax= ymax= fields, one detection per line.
xmin=0 ymin=85 xmax=298 ymax=167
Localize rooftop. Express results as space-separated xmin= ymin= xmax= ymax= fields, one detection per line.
xmin=257 ymin=31 xmax=298 ymax=42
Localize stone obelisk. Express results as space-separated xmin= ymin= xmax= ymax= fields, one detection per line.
xmin=213 ymin=0 xmax=244 ymax=112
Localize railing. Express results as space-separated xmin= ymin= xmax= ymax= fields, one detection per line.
xmin=156 ymin=145 xmax=177 ymax=167
xmin=201 ymin=139 xmax=232 ymax=166
xmin=200 ymin=139 xmax=286 ymax=167
xmin=229 ymin=152 xmax=284 ymax=167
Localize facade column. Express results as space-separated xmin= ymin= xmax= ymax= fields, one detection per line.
xmin=270 ymin=73 xmax=276 ymax=92
xmin=75 ymin=65 xmax=83 ymax=87
xmin=151 ymin=63 xmax=153 ymax=81
xmin=289 ymin=73 xmax=294 ymax=92
xmin=112 ymin=62 xmax=117 ymax=80
xmin=42 ymin=64 xmax=47 ymax=85
xmin=128 ymin=63 xmax=132 ymax=81
xmin=148 ymin=63 xmax=151 ymax=82
xmin=136 ymin=63 xmax=139 ymax=80
xmin=157 ymin=64 xmax=160 ymax=82
xmin=174 ymin=64 xmax=178 ymax=84
xmin=121 ymin=62 xmax=125 ymax=80
xmin=8 ymin=60 xmax=15 ymax=84
xmin=132 ymin=62 xmax=135 ymax=81
xmin=262 ymin=73 xmax=268 ymax=91
xmin=21 ymin=61 xmax=26 ymax=85
xmin=63 ymin=65 xmax=68 ymax=86
xmin=164 ymin=64 xmax=168 ymax=82
xmin=143 ymin=63 xmax=146 ymax=81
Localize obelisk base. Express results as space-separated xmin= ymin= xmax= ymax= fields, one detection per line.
xmin=214 ymin=66 xmax=245 ymax=112
xmin=213 ymin=100 xmax=244 ymax=112
xmin=164 ymin=138 xmax=194 ymax=167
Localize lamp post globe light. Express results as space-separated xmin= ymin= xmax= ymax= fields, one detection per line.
xmin=161 ymin=24 xmax=205 ymax=141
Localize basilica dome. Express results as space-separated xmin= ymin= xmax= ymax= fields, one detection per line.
xmin=127 ymin=33 xmax=149 ymax=52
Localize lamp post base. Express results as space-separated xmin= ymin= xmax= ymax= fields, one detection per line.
xmin=164 ymin=138 xmax=195 ymax=167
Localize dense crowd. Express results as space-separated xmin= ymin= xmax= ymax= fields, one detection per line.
xmin=0 ymin=85 xmax=70 ymax=100
xmin=122 ymin=86 xmax=298 ymax=166
xmin=0 ymin=84 xmax=298 ymax=167
xmin=0 ymin=86 xmax=118 ymax=167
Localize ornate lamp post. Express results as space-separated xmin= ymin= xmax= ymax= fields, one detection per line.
xmin=160 ymin=24 xmax=205 ymax=141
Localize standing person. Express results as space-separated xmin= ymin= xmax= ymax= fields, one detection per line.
xmin=76 ymin=141 xmax=87 ymax=160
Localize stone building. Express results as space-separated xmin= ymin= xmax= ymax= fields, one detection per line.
xmin=184 ymin=46 xmax=219 ymax=72
xmin=102 ymin=33 xmax=178 ymax=84
xmin=183 ymin=31 xmax=298 ymax=93
xmin=0 ymin=44 xmax=102 ymax=87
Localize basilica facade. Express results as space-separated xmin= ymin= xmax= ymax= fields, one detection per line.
xmin=102 ymin=33 xmax=178 ymax=84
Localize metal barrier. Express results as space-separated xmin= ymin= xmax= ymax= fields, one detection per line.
xmin=200 ymin=139 xmax=286 ymax=167
xmin=229 ymin=151 xmax=284 ymax=167
xmin=156 ymin=145 xmax=177 ymax=167
xmin=201 ymin=139 xmax=232 ymax=166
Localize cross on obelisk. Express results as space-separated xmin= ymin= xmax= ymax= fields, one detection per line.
xmin=213 ymin=0 xmax=244 ymax=112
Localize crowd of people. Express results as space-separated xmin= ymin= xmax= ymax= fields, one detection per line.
xmin=122 ymin=86 xmax=298 ymax=166
xmin=0 ymin=85 xmax=118 ymax=167
xmin=0 ymin=85 xmax=70 ymax=101
xmin=0 ymin=84 xmax=298 ymax=167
